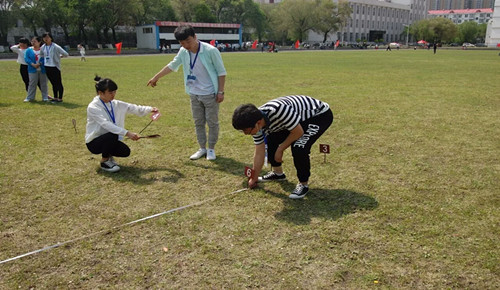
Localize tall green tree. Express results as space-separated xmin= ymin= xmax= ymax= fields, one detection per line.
xmin=194 ymin=1 xmax=216 ymax=22
xmin=72 ymin=0 xmax=91 ymax=44
xmin=172 ymin=0 xmax=199 ymax=22
xmin=311 ymin=0 xmax=351 ymax=43
xmin=132 ymin=0 xmax=176 ymax=24
xmin=457 ymin=21 xmax=478 ymax=43
xmin=275 ymin=0 xmax=316 ymax=42
xmin=243 ymin=0 xmax=267 ymax=41
xmin=0 ymin=0 xmax=17 ymax=44
xmin=411 ymin=19 xmax=433 ymax=42
xmin=16 ymin=0 xmax=47 ymax=36
xmin=429 ymin=17 xmax=456 ymax=42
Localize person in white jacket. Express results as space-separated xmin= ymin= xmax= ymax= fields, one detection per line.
xmin=40 ymin=32 xmax=68 ymax=102
xmin=86 ymin=76 xmax=159 ymax=172
xmin=10 ymin=38 xmax=30 ymax=91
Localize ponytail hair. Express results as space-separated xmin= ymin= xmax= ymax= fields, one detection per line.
xmin=94 ymin=75 xmax=118 ymax=93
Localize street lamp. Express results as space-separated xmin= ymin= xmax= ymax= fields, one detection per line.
xmin=403 ymin=24 xmax=410 ymax=47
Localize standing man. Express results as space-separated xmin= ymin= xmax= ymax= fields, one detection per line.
xmin=232 ymin=95 xmax=333 ymax=199
xmin=147 ymin=25 xmax=226 ymax=161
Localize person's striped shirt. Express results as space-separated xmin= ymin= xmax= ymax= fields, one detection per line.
xmin=253 ymin=95 xmax=330 ymax=145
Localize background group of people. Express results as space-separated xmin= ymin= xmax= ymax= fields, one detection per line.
xmin=10 ymin=32 xmax=69 ymax=103
xmin=84 ymin=25 xmax=333 ymax=199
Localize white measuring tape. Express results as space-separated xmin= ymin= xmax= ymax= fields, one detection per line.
xmin=0 ymin=188 xmax=249 ymax=265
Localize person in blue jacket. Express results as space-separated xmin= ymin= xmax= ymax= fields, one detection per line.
xmin=24 ymin=36 xmax=49 ymax=102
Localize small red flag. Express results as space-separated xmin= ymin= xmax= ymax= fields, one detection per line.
xmin=295 ymin=40 xmax=300 ymax=49
xmin=210 ymin=39 xmax=216 ymax=46
xmin=251 ymin=40 xmax=258 ymax=49
xmin=115 ymin=42 xmax=122 ymax=54
xmin=335 ymin=40 xmax=340 ymax=48
xmin=497 ymin=43 xmax=500 ymax=47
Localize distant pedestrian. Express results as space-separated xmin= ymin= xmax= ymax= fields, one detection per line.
xmin=386 ymin=44 xmax=392 ymax=51
xmin=10 ymin=38 xmax=30 ymax=91
xmin=433 ymin=43 xmax=437 ymax=54
xmin=78 ymin=44 xmax=86 ymax=61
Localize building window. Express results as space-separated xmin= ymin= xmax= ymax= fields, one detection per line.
xmin=143 ymin=27 xmax=153 ymax=34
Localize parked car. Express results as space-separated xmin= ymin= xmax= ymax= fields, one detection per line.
xmin=475 ymin=43 xmax=487 ymax=47
xmin=462 ymin=42 xmax=475 ymax=47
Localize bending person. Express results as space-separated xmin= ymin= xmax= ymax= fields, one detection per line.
xmin=232 ymin=95 xmax=333 ymax=199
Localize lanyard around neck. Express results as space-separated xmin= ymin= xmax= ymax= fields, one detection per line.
xmin=100 ymin=98 xmax=115 ymax=124
xmin=189 ymin=42 xmax=200 ymax=72
xmin=44 ymin=44 xmax=52 ymax=56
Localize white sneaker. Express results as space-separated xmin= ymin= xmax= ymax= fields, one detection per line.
xmin=100 ymin=160 xmax=120 ymax=172
xmin=206 ymin=149 xmax=216 ymax=160
xmin=109 ymin=156 xmax=118 ymax=166
xmin=190 ymin=148 xmax=207 ymax=160
xmin=23 ymin=98 xmax=31 ymax=103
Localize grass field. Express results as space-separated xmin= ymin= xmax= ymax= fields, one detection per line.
xmin=0 ymin=49 xmax=499 ymax=288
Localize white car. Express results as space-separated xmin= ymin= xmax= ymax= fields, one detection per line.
xmin=462 ymin=42 xmax=475 ymax=47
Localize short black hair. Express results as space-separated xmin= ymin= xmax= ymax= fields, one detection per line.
xmin=18 ymin=37 xmax=29 ymax=45
xmin=94 ymin=75 xmax=118 ymax=93
xmin=42 ymin=32 xmax=53 ymax=41
xmin=174 ymin=25 xmax=195 ymax=41
xmin=232 ymin=104 xmax=263 ymax=130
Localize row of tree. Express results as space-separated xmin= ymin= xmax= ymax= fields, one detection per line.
xmin=0 ymin=0 xmax=487 ymax=47
xmin=406 ymin=17 xmax=487 ymax=44
xmin=0 ymin=0 xmax=352 ymax=47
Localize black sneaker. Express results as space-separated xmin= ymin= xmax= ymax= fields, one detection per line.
xmin=100 ymin=160 xmax=120 ymax=172
xmin=258 ymin=172 xmax=287 ymax=182
xmin=289 ymin=183 xmax=309 ymax=199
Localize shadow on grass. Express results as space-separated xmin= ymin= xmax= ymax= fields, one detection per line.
xmin=22 ymin=99 xmax=83 ymax=109
xmin=41 ymin=100 xmax=83 ymax=109
xmin=184 ymin=155 xmax=249 ymax=176
xmin=264 ymin=184 xmax=378 ymax=225
xmin=98 ymin=165 xmax=184 ymax=185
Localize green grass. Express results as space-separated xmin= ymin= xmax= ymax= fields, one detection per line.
xmin=0 ymin=49 xmax=499 ymax=288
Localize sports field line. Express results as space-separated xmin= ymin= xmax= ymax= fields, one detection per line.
xmin=0 ymin=188 xmax=249 ymax=265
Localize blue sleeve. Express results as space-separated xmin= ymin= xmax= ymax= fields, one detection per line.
xmin=24 ymin=49 xmax=33 ymax=65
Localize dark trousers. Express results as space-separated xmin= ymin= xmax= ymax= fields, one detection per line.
xmin=45 ymin=66 xmax=64 ymax=99
xmin=267 ymin=109 xmax=333 ymax=183
xmin=20 ymin=64 xmax=29 ymax=91
xmin=86 ymin=133 xmax=130 ymax=159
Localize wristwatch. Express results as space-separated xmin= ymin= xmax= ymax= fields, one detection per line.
xmin=217 ymin=91 xmax=224 ymax=95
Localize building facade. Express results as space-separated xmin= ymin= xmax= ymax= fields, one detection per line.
xmin=428 ymin=0 xmax=494 ymax=11
xmin=300 ymin=0 xmax=428 ymax=44
xmin=136 ymin=21 xmax=242 ymax=50
xmin=485 ymin=0 xmax=500 ymax=47
xmin=427 ymin=8 xmax=494 ymax=24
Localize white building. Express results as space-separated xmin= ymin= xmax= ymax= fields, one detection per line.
xmin=308 ymin=0 xmax=413 ymax=44
xmin=136 ymin=21 xmax=242 ymax=50
xmin=485 ymin=0 xmax=500 ymax=47
xmin=305 ymin=0 xmax=428 ymax=44
xmin=427 ymin=8 xmax=494 ymax=24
